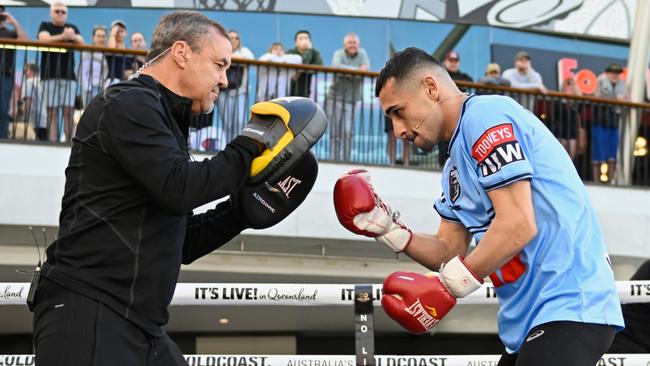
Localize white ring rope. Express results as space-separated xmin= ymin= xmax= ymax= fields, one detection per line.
xmin=0 ymin=354 xmax=648 ymax=366
xmin=1 ymin=281 xmax=649 ymax=306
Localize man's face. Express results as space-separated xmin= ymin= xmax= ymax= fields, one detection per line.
xmin=443 ymin=57 xmax=460 ymax=72
xmin=131 ymin=33 xmax=146 ymax=50
xmin=379 ymin=77 xmax=443 ymax=152
xmin=114 ymin=25 xmax=127 ymax=43
xmin=515 ymin=58 xmax=530 ymax=72
xmin=344 ymin=36 xmax=359 ymax=56
xmin=228 ymin=31 xmax=240 ymax=51
xmin=295 ymin=33 xmax=311 ymax=51
xmin=607 ymin=71 xmax=621 ymax=83
xmin=93 ymin=29 xmax=107 ymax=46
xmin=182 ymin=29 xmax=232 ymax=114
xmin=51 ymin=4 xmax=68 ymax=25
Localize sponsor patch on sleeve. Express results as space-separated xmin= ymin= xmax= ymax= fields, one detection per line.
xmin=471 ymin=123 xmax=525 ymax=177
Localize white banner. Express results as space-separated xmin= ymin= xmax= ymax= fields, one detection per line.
xmin=1 ymin=354 xmax=648 ymax=366
xmin=1 ymin=281 xmax=649 ymax=306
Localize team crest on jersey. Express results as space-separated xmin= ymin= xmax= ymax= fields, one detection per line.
xmin=471 ymin=123 xmax=525 ymax=177
xmin=449 ymin=166 xmax=461 ymax=204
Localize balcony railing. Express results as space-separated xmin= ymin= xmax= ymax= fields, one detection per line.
xmin=1 ymin=38 xmax=649 ymax=186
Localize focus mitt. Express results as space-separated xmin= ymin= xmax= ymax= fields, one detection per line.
xmin=246 ymin=97 xmax=327 ymax=185
xmin=233 ymin=151 xmax=318 ymax=229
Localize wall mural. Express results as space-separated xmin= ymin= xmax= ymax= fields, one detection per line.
xmin=7 ymin=0 xmax=637 ymax=40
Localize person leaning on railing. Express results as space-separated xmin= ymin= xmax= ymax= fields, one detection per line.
xmin=105 ymin=20 xmax=135 ymax=86
xmin=287 ymin=30 xmax=323 ymax=98
xmin=37 ymin=1 xmax=84 ymax=142
xmin=0 ymin=5 xmax=28 ymax=140
xmin=78 ymin=25 xmax=108 ymax=108
xmin=256 ymin=42 xmax=301 ymax=101
xmin=18 ymin=63 xmax=47 ymax=140
xmin=218 ymin=29 xmax=254 ymax=143
xmin=592 ymin=63 xmax=628 ymax=183
xmin=326 ymin=32 xmax=370 ymax=161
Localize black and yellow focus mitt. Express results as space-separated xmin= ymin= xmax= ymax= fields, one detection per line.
xmin=239 ymin=97 xmax=327 ymax=185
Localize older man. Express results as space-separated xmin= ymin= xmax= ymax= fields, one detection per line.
xmin=326 ymin=32 xmax=370 ymax=161
xmin=37 ymin=1 xmax=84 ymax=142
xmin=32 ymin=11 xmax=290 ymax=366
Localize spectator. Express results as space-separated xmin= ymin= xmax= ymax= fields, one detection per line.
xmin=37 ymin=1 xmax=84 ymax=142
xmin=478 ymin=63 xmax=511 ymax=90
xmin=287 ymin=30 xmax=323 ymax=97
xmin=217 ymin=29 xmax=253 ymax=142
xmin=438 ymin=51 xmax=473 ymax=167
xmin=78 ymin=25 xmax=108 ymax=107
xmin=593 ymin=63 xmax=628 ymax=183
xmin=105 ymin=20 xmax=134 ymax=86
xmin=0 ymin=5 xmax=28 ymax=139
xmin=548 ymin=77 xmax=582 ymax=162
xmin=257 ymin=42 xmax=301 ymax=101
xmin=19 ymin=63 xmax=47 ymax=140
xmin=129 ymin=31 xmax=146 ymax=74
xmin=442 ymin=51 xmax=472 ymax=86
xmin=502 ymin=51 xmax=547 ymax=113
xmin=326 ymin=32 xmax=370 ymax=161
xmin=385 ymin=116 xmax=410 ymax=166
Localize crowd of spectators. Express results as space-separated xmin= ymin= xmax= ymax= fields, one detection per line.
xmin=0 ymin=2 xmax=637 ymax=182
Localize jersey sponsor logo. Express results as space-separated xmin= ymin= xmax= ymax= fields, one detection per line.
xmin=526 ymin=329 xmax=544 ymax=342
xmin=276 ymin=175 xmax=302 ymax=198
xmin=471 ymin=123 xmax=525 ymax=177
xmin=449 ymin=166 xmax=461 ymax=203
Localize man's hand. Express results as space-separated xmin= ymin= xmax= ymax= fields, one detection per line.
xmin=381 ymin=256 xmax=484 ymax=334
xmin=333 ymin=169 xmax=412 ymax=252
xmin=381 ymin=271 xmax=456 ymax=334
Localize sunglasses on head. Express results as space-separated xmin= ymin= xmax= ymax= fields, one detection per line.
xmin=54 ymin=9 xmax=67 ymax=14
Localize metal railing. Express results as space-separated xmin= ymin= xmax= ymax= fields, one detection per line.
xmin=2 ymin=38 xmax=649 ymax=186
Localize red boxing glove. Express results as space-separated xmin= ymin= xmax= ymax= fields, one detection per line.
xmin=381 ymin=271 xmax=457 ymax=334
xmin=382 ymin=256 xmax=484 ymax=334
xmin=333 ymin=169 xmax=412 ymax=252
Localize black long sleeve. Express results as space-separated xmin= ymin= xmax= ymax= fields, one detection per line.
xmin=182 ymin=200 xmax=248 ymax=264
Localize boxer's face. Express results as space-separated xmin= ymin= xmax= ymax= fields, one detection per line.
xmin=178 ymin=28 xmax=232 ymax=114
xmin=379 ymin=76 xmax=442 ymax=152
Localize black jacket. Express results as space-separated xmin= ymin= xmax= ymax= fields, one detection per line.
xmin=42 ymin=74 xmax=259 ymax=335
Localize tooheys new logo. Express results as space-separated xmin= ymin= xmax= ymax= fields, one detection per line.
xmin=471 ymin=123 xmax=525 ymax=177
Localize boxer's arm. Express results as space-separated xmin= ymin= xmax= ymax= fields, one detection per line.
xmin=465 ymin=180 xmax=537 ymax=278
xmin=403 ymin=220 xmax=472 ymax=271
xmin=181 ymin=200 xmax=248 ymax=264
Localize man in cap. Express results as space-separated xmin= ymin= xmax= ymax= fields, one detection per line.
xmin=437 ymin=51 xmax=473 ymax=166
xmin=478 ymin=63 xmax=511 ymax=89
xmin=592 ymin=63 xmax=628 ymax=183
xmin=502 ymin=51 xmax=547 ymax=113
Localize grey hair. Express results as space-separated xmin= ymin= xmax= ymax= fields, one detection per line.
xmin=147 ymin=11 xmax=229 ymax=62
xmin=50 ymin=2 xmax=66 ymax=10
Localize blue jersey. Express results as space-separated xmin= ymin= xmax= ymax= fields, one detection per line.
xmin=434 ymin=95 xmax=623 ymax=353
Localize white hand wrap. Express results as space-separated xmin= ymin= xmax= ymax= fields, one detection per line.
xmin=439 ymin=256 xmax=484 ymax=298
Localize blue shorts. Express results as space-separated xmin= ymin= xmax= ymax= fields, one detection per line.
xmin=592 ymin=125 xmax=619 ymax=162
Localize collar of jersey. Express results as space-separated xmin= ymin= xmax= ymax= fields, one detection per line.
xmin=447 ymin=94 xmax=476 ymax=155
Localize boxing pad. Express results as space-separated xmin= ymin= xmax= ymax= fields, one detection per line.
xmin=247 ymin=97 xmax=327 ymax=185
xmin=233 ymin=151 xmax=318 ymax=229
